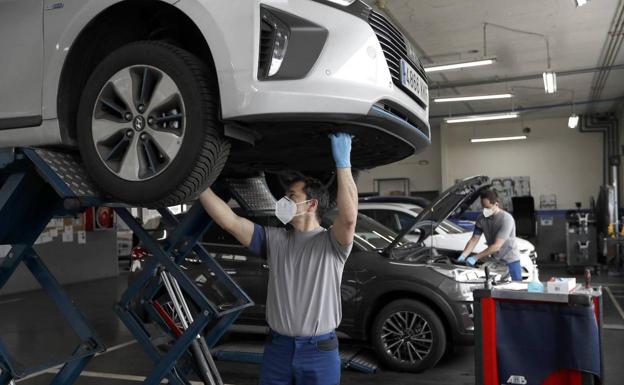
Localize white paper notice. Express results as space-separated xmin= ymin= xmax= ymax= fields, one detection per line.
xmin=62 ymin=230 xmax=74 ymax=243
xmin=78 ymin=231 xmax=86 ymax=244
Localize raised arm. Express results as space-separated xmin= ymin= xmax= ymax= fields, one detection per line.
xmin=474 ymin=237 xmax=505 ymax=260
xmin=460 ymin=234 xmax=481 ymax=258
xmin=457 ymin=226 xmax=482 ymax=265
xmin=330 ymin=133 xmax=358 ymax=246
xmin=198 ymin=188 xmax=255 ymax=247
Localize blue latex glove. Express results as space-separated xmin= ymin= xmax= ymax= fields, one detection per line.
xmin=329 ymin=133 xmax=352 ymax=168
xmin=457 ymin=254 xmax=468 ymax=263
xmin=466 ymin=256 xmax=477 ymax=266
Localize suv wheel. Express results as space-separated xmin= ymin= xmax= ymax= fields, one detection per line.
xmin=77 ymin=41 xmax=229 ymax=207
xmin=371 ymin=299 xmax=446 ymax=372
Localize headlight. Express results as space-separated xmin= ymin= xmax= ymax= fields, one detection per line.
xmin=431 ymin=266 xmax=485 ymax=282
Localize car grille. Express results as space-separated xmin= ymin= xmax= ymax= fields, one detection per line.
xmin=368 ymin=10 xmax=427 ymax=108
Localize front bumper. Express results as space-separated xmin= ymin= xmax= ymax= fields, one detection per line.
xmin=228 ymin=104 xmax=430 ymax=172
xmin=438 ymin=278 xmax=480 ymax=345
xmin=220 ymin=1 xmax=430 ymax=152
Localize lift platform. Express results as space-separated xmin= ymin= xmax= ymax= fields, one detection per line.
xmin=0 ymin=147 xmax=253 ymax=385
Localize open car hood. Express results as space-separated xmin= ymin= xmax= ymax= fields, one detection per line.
xmin=382 ymin=175 xmax=491 ymax=254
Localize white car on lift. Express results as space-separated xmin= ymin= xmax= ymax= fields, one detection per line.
xmin=359 ymin=202 xmax=537 ymax=280
xmin=0 ymin=0 xmax=429 ymax=207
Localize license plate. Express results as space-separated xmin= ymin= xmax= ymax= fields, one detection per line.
xmin=400 ymin=59 xmax=428 ymax=107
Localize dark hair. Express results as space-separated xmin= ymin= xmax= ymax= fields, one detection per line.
xmin=289 ymin=176 xmax=330 ymax=221
xmin=479 ymin=189 xmax=500 ymax=205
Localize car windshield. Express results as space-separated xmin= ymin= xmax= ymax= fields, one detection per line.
xmin=409 ymin=207 xmax=466 ymax=234
xmin=324 ymin=212 xmax=401 ymax=251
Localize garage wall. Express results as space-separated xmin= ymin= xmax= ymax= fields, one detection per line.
xmin=441 ymin=116 xmax=603 ymax=210
xmin=356 ymin=126 xmax=442 ymax=194
xmin=0 ymin=230 xmax=118 ymax=295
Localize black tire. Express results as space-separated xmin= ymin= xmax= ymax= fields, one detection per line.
xmin=371 ymin=299 xmax=446 ymax=372
xmin=77 ymin=41 xmax=229 ymax=207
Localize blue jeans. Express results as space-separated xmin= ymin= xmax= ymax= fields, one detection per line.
xmin=259 ymin=330 xmax=341 ymax=385
xmin=507 ymin=260 xmax=522 ymax=281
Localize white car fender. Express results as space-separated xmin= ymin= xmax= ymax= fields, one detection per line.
xmin=42 ymin=0 xmax=177 ymax=120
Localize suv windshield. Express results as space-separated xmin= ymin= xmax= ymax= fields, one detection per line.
xmin=324 ymin=212 xmax=401 ymax=251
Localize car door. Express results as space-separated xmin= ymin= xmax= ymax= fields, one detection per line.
xmin=202 ymin=226 xmax=268 ymax=322
xmin=0 ymin=0 xmax=43 ymax=126
xmin=339 ymin=248 xmax=364 ymax=330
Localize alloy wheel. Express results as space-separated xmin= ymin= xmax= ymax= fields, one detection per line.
xmin=381 ymin=310 xmax=433 ymax=363
xmin=91 ymin=65 xmax=186 ymax=181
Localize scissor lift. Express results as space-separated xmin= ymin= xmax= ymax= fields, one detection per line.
xmin=0 ymin=147 xmax=253 ymax=385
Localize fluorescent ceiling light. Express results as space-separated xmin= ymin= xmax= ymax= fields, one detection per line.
xmin=568 ymin=114 xmax=579 ymax=129
xmin=543 ymin=70 xmax=557 ymax=94
xmin=434 ymin=93 xmax=513 ymax=103
xmin=424 ymin=57 xmax=496 ymax=73
xmin=575 ymin=0 xmax=589 ymax=7
xmin=445 ymin=112 xmax=519 ymax=124
xmin=471 ymin=136 xmax=527 ymax=143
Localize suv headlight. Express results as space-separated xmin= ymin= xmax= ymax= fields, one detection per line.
xmin=430 ymin=265 xmax=500 ymax=283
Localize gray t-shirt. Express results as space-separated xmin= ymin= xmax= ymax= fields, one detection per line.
xmin=263 ymin=226 xmax=352 ymax=337
xmin=474 ymin=211 xmax=520 ymax=263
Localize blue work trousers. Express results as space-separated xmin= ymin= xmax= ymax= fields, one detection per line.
xmin=259 ymin=330 xmax=340 ymax=385
xmin=507 ymin=260 xmax=522 ymax=281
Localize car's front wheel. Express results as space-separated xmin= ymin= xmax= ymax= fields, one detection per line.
xmin=77 ymin=41 xmax=229 ymax=207
xmin=371 ymin=299 xmax=446 ymax=372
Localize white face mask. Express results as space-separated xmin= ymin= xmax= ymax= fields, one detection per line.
xmin=483 ymin=207 xmax=496 ymax=218
xmin=274 ymin=197 xmax=312 ymax=225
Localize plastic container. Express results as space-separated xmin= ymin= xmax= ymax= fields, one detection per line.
xmin=527 ymin=267 xmax=544 ymax=293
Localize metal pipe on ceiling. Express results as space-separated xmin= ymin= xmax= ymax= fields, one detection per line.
xmin=430 ymin=97 xmax=624 ymax=119
xmin=431 ymin=64 xmax=624 ymax=90
xmin=582 ymin=115 xmax=611 ymax=186
xmin=589 ymin=0 xmax=624 ymax=104
xmin=581 ymin=114 xmax=620 ymax=205
xmin=483 ymin=23 xmax=551 ymax=68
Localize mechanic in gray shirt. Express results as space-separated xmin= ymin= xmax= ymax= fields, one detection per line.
xmin=199 ymin=133 xmax=357 ymax=385
xmin=457 ymin=189 xmax=522 ymax=281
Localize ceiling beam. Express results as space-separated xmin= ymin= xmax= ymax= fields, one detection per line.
xmin=430 ymin=64 xmax=624 ymax=90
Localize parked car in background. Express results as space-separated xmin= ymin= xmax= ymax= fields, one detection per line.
xmin=359 ymin=201 xmax=537 ymax=280
xmin=1 ymin=0 xmax=429 ymax=207
xmin=359 ymin=195 xmax=476 ymax=231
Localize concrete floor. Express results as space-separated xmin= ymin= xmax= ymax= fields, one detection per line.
xmin=0 ymin=265 xmax=622 ymax=385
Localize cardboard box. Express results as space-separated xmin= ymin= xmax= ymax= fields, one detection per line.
xmin=546 ymin=277 xmax=577 ymax=293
